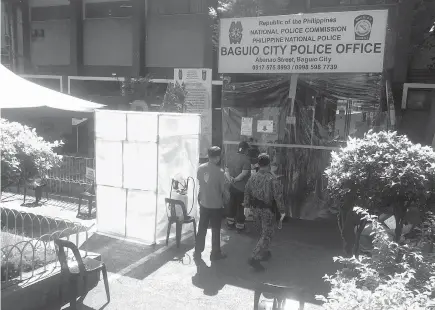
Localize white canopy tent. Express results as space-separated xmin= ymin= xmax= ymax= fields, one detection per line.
xmin=0 ymin=65 xmax=105 ymax=153
xmin=0 ymin=65 xmax=105 ymax=112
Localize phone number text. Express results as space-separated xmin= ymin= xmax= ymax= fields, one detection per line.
xmin=251 ymin=64 xmax=338 ymax=71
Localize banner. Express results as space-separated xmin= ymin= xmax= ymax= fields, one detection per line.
xmin=174 ymin=68 xmax=212 ymax=158
xmin=219 ymin=10 xmax=388 ymax=74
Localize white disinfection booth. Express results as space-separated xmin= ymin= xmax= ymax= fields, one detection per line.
xmin=94 ymin=110 xmax=200 ymax=244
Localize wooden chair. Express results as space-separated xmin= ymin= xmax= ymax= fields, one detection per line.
xmin=77 ymin=167 xmax=96 ymax=218
xmin=54 ymin=238 xmax=110 ymax=309
xmin=165 ymin=198 xmax=197 ymax=248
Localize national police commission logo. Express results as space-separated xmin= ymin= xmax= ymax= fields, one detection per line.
xmin=354 ymin=15 xmax=373 ymax=40
xmin=229 ymin=21 xmax=243 ymax=44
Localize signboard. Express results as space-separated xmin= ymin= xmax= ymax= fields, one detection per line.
xmin=72 ymin=118 xmax=87 ymax=126
xmin=86 ymin=167 xmax=95 ymax=181
xmin=257 ymin=120 xmax=274 ymax=133
xmin=174 ymin=68 xmax=212 ymax=158
xmin=241 ymin=117 xmax=253 ymax=136
xmin=218 ymin=10 xmax=388 ymax=74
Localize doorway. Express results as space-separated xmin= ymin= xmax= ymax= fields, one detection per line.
xmin=399 ymin=84 xmax=435 ymax=148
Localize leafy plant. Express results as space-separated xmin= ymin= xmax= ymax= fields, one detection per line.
xmin=0 ymin=119 xmax=63 ymax=189
xmin=317 ymin=208 xmax=435 ymax=309
xmin=161 ymin=81 xmax=188 ymax=113
xmin=325 ymin=131 xmax=435 ymax=242
xmin=1 ymin=229 xmax=57 ymax=282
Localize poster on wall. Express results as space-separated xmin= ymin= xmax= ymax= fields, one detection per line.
xmin=257 ymin=120 xmax=274 ymax=133
xmin=174 ymin=68 xmax=212 ymax=158
xmin=241 ymin=117 xmax=253 ymax=136
xmin=219 ymin=10 xmax=388 ymax=74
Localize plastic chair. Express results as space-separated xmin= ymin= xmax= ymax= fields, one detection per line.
xmin=253 ymin=283 xmax=306 ymax=310
xmin=77 ymin=167 xmax=96 ymax=218
xmin=165 ymin=198 xmax=197 ymax=248
xmin=77 ymin=183 xmax=95 ymax=218
xmin=54 ymin=238 xmax=110 ymax=309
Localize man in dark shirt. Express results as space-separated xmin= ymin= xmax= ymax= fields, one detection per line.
xmin=194 ymin=146 xmax=227 ymax=261
xmin=225 ymin=141 xmax=251 ymax=232
xmin=244 ymin=153 xmax=286 ymax=272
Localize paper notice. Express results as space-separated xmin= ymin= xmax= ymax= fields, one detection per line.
xmin=286 ymin=116 xmax=296 ymax=125
xmin=257 ymin=120 xmax=274 ymax=133
xmin=174 ymin=68 xmax=212 ymax=158
xmin=241 ymin=117 xmax=253 ymax=136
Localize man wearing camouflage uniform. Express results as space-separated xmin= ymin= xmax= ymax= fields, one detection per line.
xmin=244 ymin=153 xmax=286 ymax=272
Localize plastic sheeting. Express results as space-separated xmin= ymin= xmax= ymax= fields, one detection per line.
xmin=95 ymin=110 xmax=200 ymax=244
xmin=222 ymin=73 xmax=394 ymax=220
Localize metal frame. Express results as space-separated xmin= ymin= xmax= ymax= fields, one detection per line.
xmin=68 ymin=75 xmax=125 ymax=95
xmin=150 ymin=78 xmax=223 ymax=85
xmin=223 ymin=140 xmax=339 ymax=151
xmin=402 ymin=83 xmax=435 ymax=109
xmin=20 ymin=74 xmax=63 ymax=93
xmin=94 ymin=110 xmax=200 ymax=245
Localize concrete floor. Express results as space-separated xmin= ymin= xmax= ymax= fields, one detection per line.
xmin=1 ymin=192 xmax=342 ymax=309
xmin=66 ymin=220 xmax=341 ymax=310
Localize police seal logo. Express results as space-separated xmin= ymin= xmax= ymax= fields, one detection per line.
xmin=354 ymin=15 xmax=373 ymax=40
xmin=229 ymin=21 xmax=243 ymax=44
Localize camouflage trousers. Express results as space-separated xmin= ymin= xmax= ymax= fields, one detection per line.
xmin=252 ymin=208 xmax=275 ymax=260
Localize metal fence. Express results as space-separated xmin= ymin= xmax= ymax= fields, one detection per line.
xmin=45 ymin=156 xmax=95 ymax=195
xmin=1 ymin=207 xmax=92 ymax=288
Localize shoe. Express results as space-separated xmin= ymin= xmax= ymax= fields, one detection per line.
xmin=248 ymin=258 xmax=265 ymax=272
xmin=210 ymin=252 xmax=227 ymax=261
xmin=261 ymin=251 xmax=272 ymax=262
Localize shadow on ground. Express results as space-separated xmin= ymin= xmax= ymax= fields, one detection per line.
xmin=80 ymin=233 xmax=165 ymax=275
xmin=191 ymin=218 xmax=342 ymax=305
xmin=77 ymin=219 xmax=342 ymax=308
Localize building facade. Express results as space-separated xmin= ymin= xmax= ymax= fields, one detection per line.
xmin=1 ymin=0 xmax=433 ymax=153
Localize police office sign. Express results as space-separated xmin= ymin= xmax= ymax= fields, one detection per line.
xmin=218 ymin=10 xmax=388 ymax=74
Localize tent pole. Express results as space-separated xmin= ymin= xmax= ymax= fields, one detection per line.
xmin=154 ymin=114 xmax=160 ymax=244
xmin=76 ymin=125 xmax=79 ymax=153
xmin=287 ymin=74 xmax=298 ymax=218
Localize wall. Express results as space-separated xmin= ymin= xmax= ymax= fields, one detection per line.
xmin=30 ymin=20 xmax=70 ymax=66
xmin=145 ymin=14 xmax=207 ymax=69
xmin=410 ymin=36 xmax=435 ymax=70
xmin=83 ymin=18 xmax=133 ymax=66
xmin=29 ymin=0 xmax=71 ymax=70
xmin=83 ymin=0 xmax=133 ymax=68
xmin=1 ymin=2 xmax=6 ymax=49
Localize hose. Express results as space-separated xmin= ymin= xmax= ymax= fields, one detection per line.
xmin=186 ymin=176 xmax=195 ymax=215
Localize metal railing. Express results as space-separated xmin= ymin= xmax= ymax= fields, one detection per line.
xmin=47 ymin=155 xmax=94 ymax=185
xmin=45 ymin=156 xmax=95 ymax=196
xmin=1 ymin=207 xmax=92 ymax=288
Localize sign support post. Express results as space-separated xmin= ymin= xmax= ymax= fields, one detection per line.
xmin=288 ymin=74 xmax=299 ymax=143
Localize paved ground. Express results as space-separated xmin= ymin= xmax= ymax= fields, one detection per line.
xmin=65 ymin=220 xmax=342 ymax=310
xmin=1 ymin=192 xmax=343 ymax=309
xmin=1 ymin=192 xmax=96 ymax=229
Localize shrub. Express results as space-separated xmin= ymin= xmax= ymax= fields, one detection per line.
xmin=161 ymin=81 xmax=188 ymax=113
xmin=317 ymin=208 xmax=435 ymax=309
xmin=0 ymin=119 xmax=63 ymax=188
xmin=325 ymin=131 xmax=435 ymax=241
xmin=1 ymin=229 xmax=57 ymax=282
